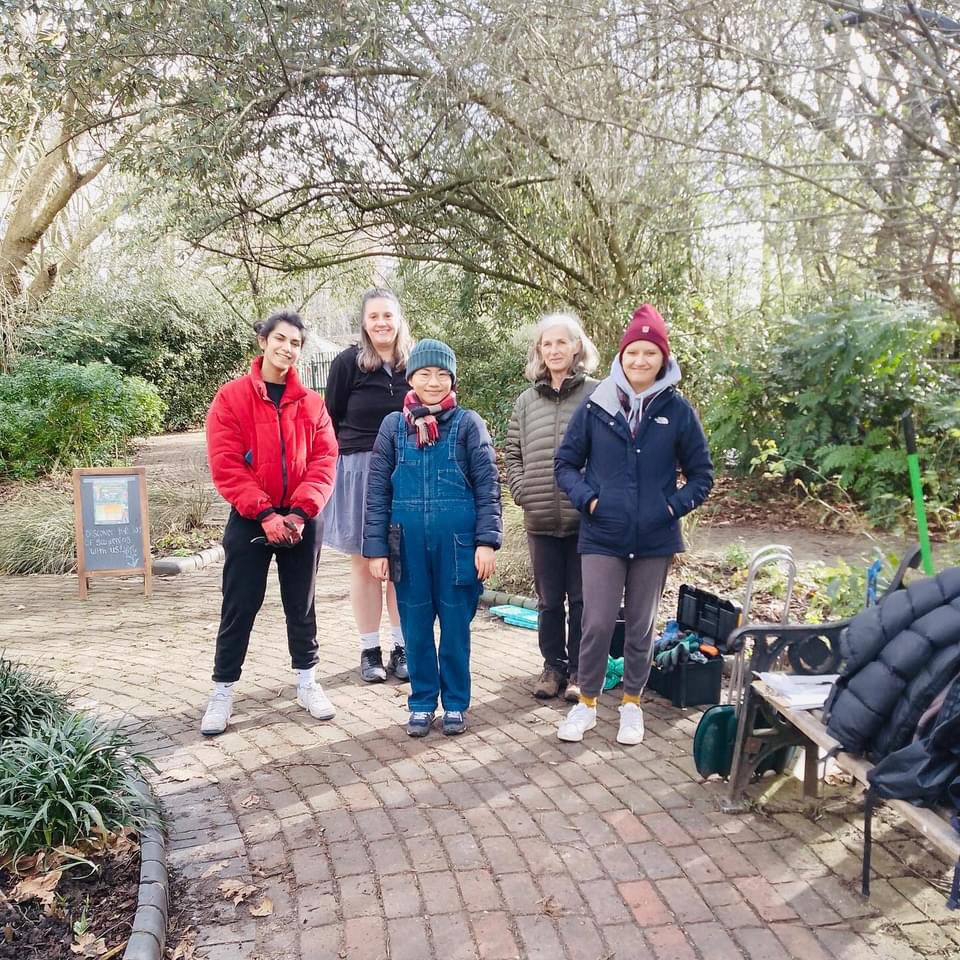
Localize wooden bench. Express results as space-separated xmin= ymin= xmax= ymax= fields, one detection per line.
xmin=722 ymin=549 xmax=960 ymax=909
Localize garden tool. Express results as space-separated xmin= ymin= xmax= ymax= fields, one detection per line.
xmin=901 ymin=411 xmax=935 ymax=575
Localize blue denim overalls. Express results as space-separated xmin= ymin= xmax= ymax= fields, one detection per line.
xmin=390 ymin=407 xmax=483 ymax=713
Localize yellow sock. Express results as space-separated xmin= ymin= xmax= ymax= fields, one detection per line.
xmin=621 ymin=693 xmax=641 ymax=705
xmin=579 ymin=694 xmax=598 ymax=709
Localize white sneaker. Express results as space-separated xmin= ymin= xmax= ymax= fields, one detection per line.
xmin=297 ymin=682 xmax=335 ymax=720
xmin=617 ymin=702 xmax=645 ymax=745
xmin=201 ymin=690 xmax=233 ymax=736
xmin=558 ymin=702 xmax=597 ymax=742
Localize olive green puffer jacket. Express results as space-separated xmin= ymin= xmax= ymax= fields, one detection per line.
xmin=504 ymin=373 xmax=598 ymax=536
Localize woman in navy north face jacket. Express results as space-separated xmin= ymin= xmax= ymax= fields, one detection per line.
xmin=554 ymin=305 xmax=713 ymax=747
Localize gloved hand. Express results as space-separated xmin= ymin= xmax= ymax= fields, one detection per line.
xmin=262 ymin=513 xmax=293 ymax=545
xmin=284 ymin=514 xmax=305 ymax=545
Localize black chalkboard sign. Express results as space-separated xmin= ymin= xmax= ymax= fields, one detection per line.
xmin=72 ymin=467 xmax=152 ymax=598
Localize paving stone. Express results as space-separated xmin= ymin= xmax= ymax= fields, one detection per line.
xmin=471 ymin=911 xmax=521 ymax=960
xmin=386 ymin=916 xmax=433 ymax=960
xmin=645 ymin=924 xmax=698 ymax=960
xmin=429 ymin=912 xmax=479 ymax=960
xmin=618 ymin=880 xmax=672 ymax=926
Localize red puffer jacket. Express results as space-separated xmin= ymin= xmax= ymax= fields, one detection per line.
xmin=206 ymin=357 xmax=338 ymax=520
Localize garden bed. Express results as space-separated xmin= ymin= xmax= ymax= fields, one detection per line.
xmin=0 ymin=839 xmax=139 ymax=960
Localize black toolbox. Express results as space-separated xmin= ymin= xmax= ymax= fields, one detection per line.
xmin=646 ymin=585 xmax=741 ymax=708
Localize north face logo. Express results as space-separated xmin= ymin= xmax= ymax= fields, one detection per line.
xmin=641 ymin=325 xmax=650 ymax=333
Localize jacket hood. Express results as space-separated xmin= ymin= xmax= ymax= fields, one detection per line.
xmin=590 ymin=355 xmax=681 ymax=417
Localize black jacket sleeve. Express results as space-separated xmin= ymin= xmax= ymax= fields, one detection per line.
xmin=323 ymin=347 xmax=356 ymax=437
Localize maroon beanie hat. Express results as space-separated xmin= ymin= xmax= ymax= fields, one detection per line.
xmin=619 ymin=304 xmax=670 ymax=361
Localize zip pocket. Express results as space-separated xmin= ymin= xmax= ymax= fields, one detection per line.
xmin=388 ymin=523 xmax=403 ymax=583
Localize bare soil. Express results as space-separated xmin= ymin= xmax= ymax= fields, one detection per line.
xmin=0 ymin=848 xmax=139 ymax=960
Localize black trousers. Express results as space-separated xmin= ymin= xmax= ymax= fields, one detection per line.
xmin=212 ymin=509 xmax=323 ymax=683
xmin=527 ymin=533 xmax=583 ymax=678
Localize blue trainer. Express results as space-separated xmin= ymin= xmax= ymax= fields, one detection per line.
xmin=442 ymin=710 xmax=467 ymax=736
xmin=406 ymin=711 xmax=434 ymax=737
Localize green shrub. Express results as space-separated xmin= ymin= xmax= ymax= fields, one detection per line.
xmin=707 ymin=300 xmax=959 ymax=528
xmin=0 ymin=358 xmax=165 ymax=478
xmin=0 ymin=657 xmax=68 ymax=741
xmin=21 ymin=272 xmax=251 ymax=429
xmin=0 ymin=710 xmax=157 ymax=860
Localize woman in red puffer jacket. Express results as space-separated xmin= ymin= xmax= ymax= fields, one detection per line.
xmin=202 ymin=311 xmax=338 ymax=737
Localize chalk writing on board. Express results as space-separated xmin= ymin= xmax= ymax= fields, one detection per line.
xmin=92 ymin=478 xmax=130 ymax=525
xmin=79 ymin=475 xmax=145 ymax=570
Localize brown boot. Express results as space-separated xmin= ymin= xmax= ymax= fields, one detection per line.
xmin=564 ymin=675 xmax=581 ymax=703
xmin=533 ymin=667 xmax=564 ymax=699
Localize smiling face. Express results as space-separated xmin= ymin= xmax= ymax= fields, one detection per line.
xmin=621 ymin=339 xmax=664 ymax=393
xmin=362 ymin=297 xmax=400 ymax=351
xmin=409 ymin=366 xmax=453 ymax=405
xmin=258 ymin=321 xmax=303 ymax=380
xmin=538 ymin=324 xmax=579 ymax=379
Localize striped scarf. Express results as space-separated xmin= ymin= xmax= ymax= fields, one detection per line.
xmin=403 ymin=390 xmax=458 ymax=447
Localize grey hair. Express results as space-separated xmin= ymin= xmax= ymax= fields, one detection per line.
xmin=356 ymin=287 xmax=414 ymax=372
xmin=524 ymin=312 xmax=599 ymax=382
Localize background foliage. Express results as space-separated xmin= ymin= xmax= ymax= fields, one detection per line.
xmin=21 ymin=269 xmax=251 ymax=430
xmin=707 ymin=301 xmax=959 ymax=527
xmin=0 ymin=358 xmax=164 ymax=478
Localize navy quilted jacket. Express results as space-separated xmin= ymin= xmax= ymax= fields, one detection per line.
xmin=825 ymin=567 xmax=960 ymax=760
xmin=554 ymin=363 xmax=713 ymax=558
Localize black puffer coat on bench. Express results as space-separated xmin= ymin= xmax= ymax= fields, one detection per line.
xmin=824 ymin=567 xmax=960 ymax=761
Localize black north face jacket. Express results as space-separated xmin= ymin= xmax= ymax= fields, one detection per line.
xmin=867 ymin=672 xmax=960 ymax=815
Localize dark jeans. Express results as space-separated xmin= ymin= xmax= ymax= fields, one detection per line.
xmin=528 ymin=533 xmax=583 ymax=678
xmin=212 ymin=509 xmax=323 ymax=683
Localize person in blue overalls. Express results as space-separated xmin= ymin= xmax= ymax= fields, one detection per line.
xmin=363 ymin=339 xmax=502 ymax=737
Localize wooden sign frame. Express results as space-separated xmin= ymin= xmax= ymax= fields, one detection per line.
xmin=72 ymin=467 xmax=152 ymax=599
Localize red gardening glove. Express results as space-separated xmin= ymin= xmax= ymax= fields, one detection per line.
xmin=261 ymin=513 xmax=293 ymax=545
xmin=284 ymin=514 xmax=305 ymax=545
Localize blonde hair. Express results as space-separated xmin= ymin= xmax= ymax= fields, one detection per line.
xmin=356 ymin=287 xmax=414 ymax=373
xmin=524 ymin=312 xmax=599 ymax=383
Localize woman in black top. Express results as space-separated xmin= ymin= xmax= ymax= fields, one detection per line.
xmin=323 ymin=288 xmax=414 ymax=682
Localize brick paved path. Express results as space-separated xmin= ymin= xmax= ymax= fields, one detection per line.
xmin=2 ymin=558 xmax=959 ymax=960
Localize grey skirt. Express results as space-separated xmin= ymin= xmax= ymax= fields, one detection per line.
xmin=322 ymin=451 xmax=373 ymax=555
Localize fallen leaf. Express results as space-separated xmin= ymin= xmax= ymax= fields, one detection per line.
xmin=249 ymin=897 xmax=273 ymax=917
xmin=3 ymin=924 xmax=13 ymax=943
xmin=164 ymin=769 xmax=196 ymax=782
xmin=539 ymin=895 xmax=563 ymax=917
xmin=70 ymin=931 xmax=108 ymax=956
xmin=11 ymin=869 xmax=63 ymax=907
xmin=218 ymin=879 xmax=257 ymax=906
xmin=170 ymin=927 xmax=197 ymax=959
xmin=240 ymin=794 xmax=261 ymax=808
xmin=200 ymin=862 xmax=228 ymax=879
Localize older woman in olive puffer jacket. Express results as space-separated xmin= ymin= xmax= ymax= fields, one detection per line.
xmin=505 ymin=313 xmax=599 ymax=701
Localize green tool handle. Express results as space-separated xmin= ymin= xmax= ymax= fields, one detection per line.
xmin=901 ymin=411 xmax=934 ymax=575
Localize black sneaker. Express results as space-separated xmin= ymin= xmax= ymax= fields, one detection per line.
xmin=360 ymin=647 xmax=387 ymax=683
xmin=406 ymin=711 xmax=434 ymax=737
xmin=442 ymin=710 xmax=467 ymax=736
xmin=387 ymin=644 xmax=409 ymax=681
